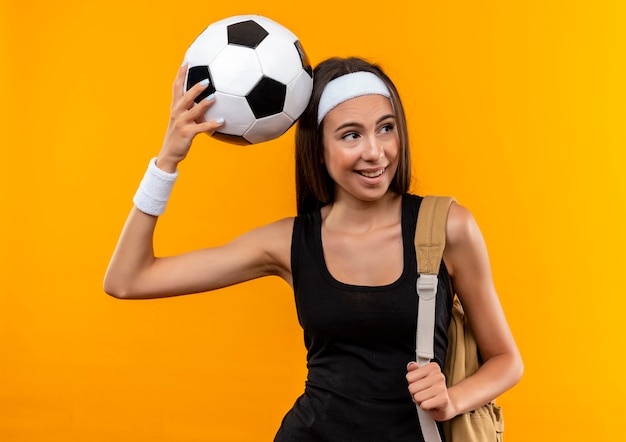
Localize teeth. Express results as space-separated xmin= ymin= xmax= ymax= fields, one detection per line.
xmin=359 ymin=168 xmax=385 ymax=178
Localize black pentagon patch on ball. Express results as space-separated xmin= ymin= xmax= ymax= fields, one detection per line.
xmin=246 ymin=77 xmax=287 ymax=118
xmin=186 ymin=65 xmax=216 ymax=103
xmin=227 ymin=20 xmax=269 ymax=49
xmin=294 ymin=41 xmax=313 ymax=77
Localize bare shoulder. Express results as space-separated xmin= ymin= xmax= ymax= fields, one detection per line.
xmin=446 ymin=202 xmax=479 ymax=244
xmin=443 ymin=202 xmax=489 ymax=278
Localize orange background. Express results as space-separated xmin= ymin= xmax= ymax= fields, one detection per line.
xmin=1 ymin=0 xmax=625 ymax=440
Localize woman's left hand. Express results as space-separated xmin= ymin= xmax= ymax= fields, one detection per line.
xmin=406 ymin=361 xmax=457 ymax=422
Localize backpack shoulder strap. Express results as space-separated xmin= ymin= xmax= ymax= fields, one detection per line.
xmin=414 ymin=195 xmax=455 ymax=442
xmin=415 ymin=195 xmax=456 ymax=275
xmin=414 ymin=195 xmax=456 ymax=362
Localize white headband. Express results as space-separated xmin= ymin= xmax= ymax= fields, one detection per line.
xmin=317 ymin=71 xmax=391 ymax=126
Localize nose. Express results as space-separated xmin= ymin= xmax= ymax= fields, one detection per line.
xmin=362 ymin=136 xmax=385 ymax=161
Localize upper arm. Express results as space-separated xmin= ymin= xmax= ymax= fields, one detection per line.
xmin=124 ymin=217 xmax=294 ymax=299
xmin=442 ymin=203 xmax=518 ymax=363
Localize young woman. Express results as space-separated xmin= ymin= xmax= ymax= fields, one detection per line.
xmin=104 ymin=57 xmax=523 ymax=441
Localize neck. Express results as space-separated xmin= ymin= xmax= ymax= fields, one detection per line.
xmin=321 ymin=191 xmax=402 ymax=233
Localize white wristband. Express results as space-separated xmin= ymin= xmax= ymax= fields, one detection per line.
xmin=133 ymin=157 xmax=178 ymax=216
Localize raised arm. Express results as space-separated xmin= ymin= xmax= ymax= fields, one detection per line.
xmin=103 ymin=64 xmax=293 ymax=299
xmin=104 ymin=212 xmax=293 ymax=299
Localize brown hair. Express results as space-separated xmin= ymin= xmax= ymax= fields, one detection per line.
xmin=295 ymin=57 xmax=411 ymax=215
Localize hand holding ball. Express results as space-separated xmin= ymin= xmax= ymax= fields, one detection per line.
xmin=184 ymin=15 xmax=313 ymax=145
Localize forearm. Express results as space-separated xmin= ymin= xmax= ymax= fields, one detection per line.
xmin=104 ymin=156 xmax=179 ymax=298
xmin=104 ymin=64 xmax=227 ymax=298
xmin=447 ymin=350 xmax=523 ymax=416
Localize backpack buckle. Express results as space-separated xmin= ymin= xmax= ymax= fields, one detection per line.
xmin=416 ymin=274 xmax=438 ymax=300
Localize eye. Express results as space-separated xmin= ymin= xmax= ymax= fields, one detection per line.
xmin=341 ymin=132 xmax=360 ymax=141
xmin=379 ymin=123 xmax=395 ymax=134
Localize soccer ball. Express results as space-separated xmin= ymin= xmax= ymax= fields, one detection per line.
xmin=183 ymin=15 xmax=313 ymax=145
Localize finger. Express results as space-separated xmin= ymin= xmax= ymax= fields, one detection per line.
xmin=196 ymin=117 xmax=225 ymax=135
xmin=408 ymin=376 xmax=435 ymax=399
xmin=406 ymin=361 xmax=438 ymax=383
xmin=408 ymin=369 xmax=445 ymax=395
xmin=172 ymin=61 xmax=189 ymax=100
xmin=187 ymin=92 xmax=216 ymax=121
xmin=412 ymin=381 xmax=448 ymax=412
xmin=406 ymin=361 xmax=419 ymax=372
xmin=409 ymin=381 xmax=436 ymax=407
xmin=419 ymin=393 xmax=448 ymax=412
xmin=408 ymin=369 xmax=446 ymax=405
xmin=175 ymin=78 xmax=213 ymax=115
xmin=407 ymin=364 xmax=443 ymax=393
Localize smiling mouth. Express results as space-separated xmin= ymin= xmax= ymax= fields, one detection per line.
xmin=357 ymin=167 xmax=386 ymax=178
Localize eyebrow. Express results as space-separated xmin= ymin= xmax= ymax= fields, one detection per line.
xmin=334 ymin=114 xmax=396 ymax=133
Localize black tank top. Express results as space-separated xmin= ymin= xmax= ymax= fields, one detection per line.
xmin=275 ymin=194 xmax=453 ymax=441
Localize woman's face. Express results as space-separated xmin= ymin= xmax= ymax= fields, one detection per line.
xmin=321 ymin=94 xmax=399 ymax=204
